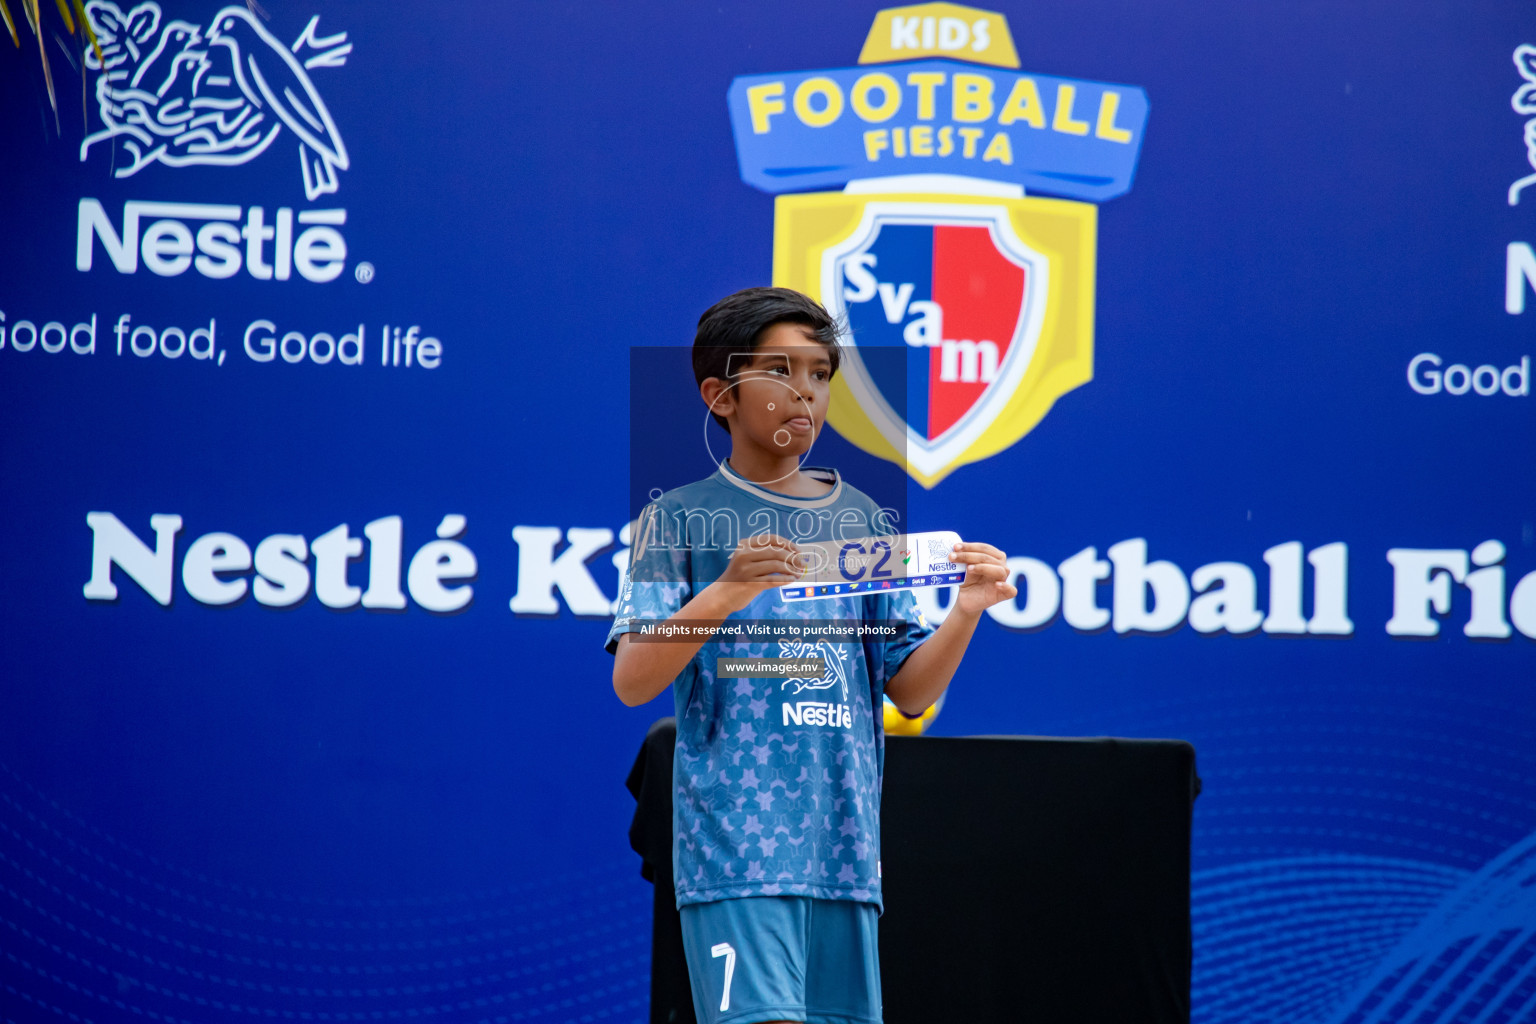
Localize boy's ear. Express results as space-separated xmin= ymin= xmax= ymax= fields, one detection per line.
xmin=700 ymin=377 xmax=735 ymax=419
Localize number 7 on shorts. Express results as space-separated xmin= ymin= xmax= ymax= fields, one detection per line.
xmin=710 ymin=942 xmax=736 ymax=1012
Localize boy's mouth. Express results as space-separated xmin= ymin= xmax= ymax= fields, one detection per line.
xmin=784 ymin=415 xmax=814 ymax=434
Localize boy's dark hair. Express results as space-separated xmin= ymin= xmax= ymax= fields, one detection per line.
xmin=693 ymin=287 xmax=842 ymax=432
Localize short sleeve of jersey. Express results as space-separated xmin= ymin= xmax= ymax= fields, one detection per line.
xmin=871 ymin=586 xmax=936 ymax=688
xmin=604 ymin=503 xmax=691 ymax=655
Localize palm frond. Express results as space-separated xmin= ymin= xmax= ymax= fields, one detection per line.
xmin=0 ymin=0 xmax=19 ymax=48
xmin=29 ymin=0 xmax=61 ymax=131
xmin=72 ymin=0 xmax=98 ymax=62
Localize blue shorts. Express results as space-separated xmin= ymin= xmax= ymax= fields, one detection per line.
xmin=679 ymin=896 xmax=881 ymax=1024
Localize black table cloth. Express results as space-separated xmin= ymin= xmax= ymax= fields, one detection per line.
xmin=627 ymin=718 xmax=1199 ymax=1023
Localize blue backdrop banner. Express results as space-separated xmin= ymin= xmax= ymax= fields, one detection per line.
xmin=1 ymin=2 xmax=1534 ymax=1022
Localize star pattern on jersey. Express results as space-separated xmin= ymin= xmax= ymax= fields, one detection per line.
xmin=605 ymin=480 xmax=937 ymax=911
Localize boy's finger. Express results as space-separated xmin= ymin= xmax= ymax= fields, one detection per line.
xmin=741 ymin=561 xmax=782 ymax=579
xmin=742 ymin=553 xmax=806 ymax=578
xmin=951 ymin=549 xmax=1007 ymax=565
xmin=745 ymin=547 xmax=807 ymax=568
xmin=742 ymin=539 xmax=802 ymax=562
xmin=953 ymin=541 xmax=1006 ymax=560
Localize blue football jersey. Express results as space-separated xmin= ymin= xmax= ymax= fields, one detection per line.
xmin=605 ymin=460 xmax=934 ymax=910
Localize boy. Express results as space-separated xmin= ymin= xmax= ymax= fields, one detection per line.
xmin=607 ymin=287 xmax=1014 ymax=1024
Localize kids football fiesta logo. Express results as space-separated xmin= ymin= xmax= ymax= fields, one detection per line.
xmin=728 ymin=2 xmax=1148 ymax=487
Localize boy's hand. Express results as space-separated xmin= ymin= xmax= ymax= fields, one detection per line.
xmin=950 ymin=541 xmax=1016 ymax=617
xmin=709 ymin=534 xmax=807 ymax=614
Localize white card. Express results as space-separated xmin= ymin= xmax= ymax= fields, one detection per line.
xmin=777 ymin=530 xmax=966 ymax=601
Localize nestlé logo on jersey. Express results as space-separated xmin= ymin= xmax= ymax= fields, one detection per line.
xmin=74 ymin=2 xmax=353 ymax=283
xmin=783 ymin=701 xmax=854 ymax=729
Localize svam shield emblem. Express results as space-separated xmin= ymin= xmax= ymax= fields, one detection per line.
xmin=773 ymin=191 xmax=1096 ymax=488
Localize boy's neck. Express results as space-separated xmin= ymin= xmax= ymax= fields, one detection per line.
xmin=725 ymin=448 xmax=831 ymax=497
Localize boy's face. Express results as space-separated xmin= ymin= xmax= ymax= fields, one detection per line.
xmin=720 ymin=324 xmax=833 ymax=457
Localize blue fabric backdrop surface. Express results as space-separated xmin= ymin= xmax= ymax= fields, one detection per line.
xmin=1 ymin=2 xmax=1534 ymax=1022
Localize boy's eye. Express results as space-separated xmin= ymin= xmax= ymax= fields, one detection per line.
xmin=753 ymin=363 xmax=827 ymax=379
